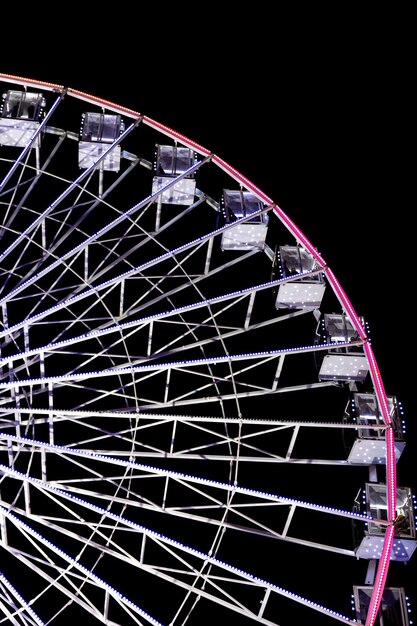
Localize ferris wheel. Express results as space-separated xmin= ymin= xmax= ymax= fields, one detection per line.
xmin=0 ymin=73 xmax=415 ymax=626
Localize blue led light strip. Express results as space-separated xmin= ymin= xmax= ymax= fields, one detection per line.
xmin=0 ymin=443 xmax=371 ymax=522
xmin=0 ymin=155 xmax=211 ymax=307
xmin=0 ymin=339 xmax=364 ymax=390
xmin=0 ymin=121 xmax=140 ymax=265
xmin=0 ymin=204 xmax=274 ymax=321
xmin=0 ymin=271 xmax=322 ymax=358
xmin=0 ymin=406 xmax=386 ymax=429
xmin=0 ymin=473 xmax=359 ymax=625
xmin=0 ymin=503 xmax=164 ymax=626
xmin=0 ymin=571 xmax=45 ymax=626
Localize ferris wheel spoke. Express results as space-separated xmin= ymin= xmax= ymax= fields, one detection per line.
xmin=0 ymin=471 xmax=362 ymax=626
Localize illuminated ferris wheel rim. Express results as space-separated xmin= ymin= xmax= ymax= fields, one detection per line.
xmin=0 ymin=71 xmax=399 ymax=626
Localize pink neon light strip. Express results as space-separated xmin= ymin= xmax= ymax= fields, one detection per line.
xmin=0 ymin=72 xmax=65 ymax=91
xmin=0 ymin=72 xmax=398 ymax=626
xmin=365 ymin=525 xmax=395 ymax=626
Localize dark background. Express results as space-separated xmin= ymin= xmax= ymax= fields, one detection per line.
xmin=1 ymin=7 xmax=414 ymax=622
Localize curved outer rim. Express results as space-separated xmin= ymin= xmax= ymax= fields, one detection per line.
xmin=0 ymin=71 xmax=398 ymax=626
